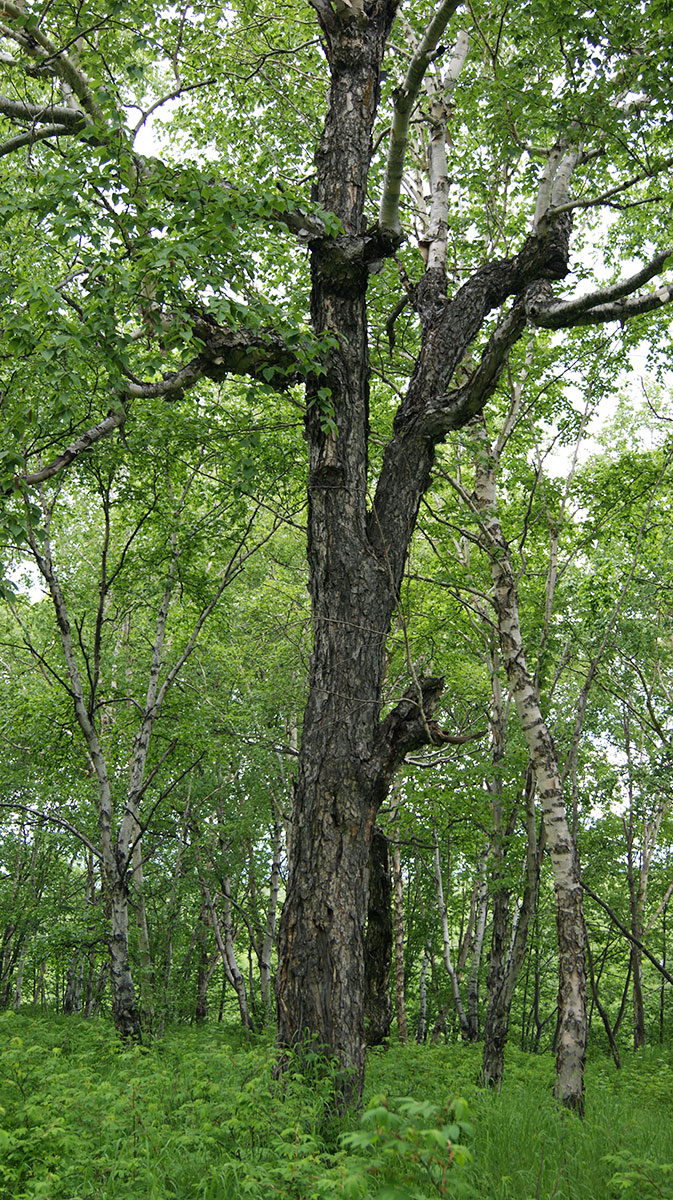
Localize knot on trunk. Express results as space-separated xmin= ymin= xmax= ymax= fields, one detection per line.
xmin=189 ymin=317 xmax=302 ymax=387
xmin=380 ymin=674 xmax=446 ymax=762
xmin=311 ymin=230 xmax=402 ymax=292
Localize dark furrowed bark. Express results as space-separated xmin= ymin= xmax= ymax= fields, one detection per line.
xmin=276 ymin=4 xmax=578 ymax=1106
xmin=364 ymin=827 xmax=393 ymax=1045
xmin=275 ymin=8 xmax=399 ymax=1103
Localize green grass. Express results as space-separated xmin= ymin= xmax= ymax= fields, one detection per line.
xmin=0 ymin=1011 xmax=672 ymax=1199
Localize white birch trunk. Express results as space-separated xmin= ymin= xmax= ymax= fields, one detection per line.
xmin=27 ymin=518 xmax=141 ymax=1039
xmin=417 ymin=940 xmax=431 ymax=1042
xmin=473 ymin=422 xmax=587 ymax=1114
xmin=260 ymin=817 xmax=283 ymax=1011
xmin=466 ymin=847 xmax=489 ymax=1039
xmin=200 ymin=877 xmax=253 ymax=1030
xmin=432 ymin=826 xmax=471 ymax=1039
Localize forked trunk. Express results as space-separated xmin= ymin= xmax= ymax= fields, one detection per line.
xmin=275 ymin=4 xmax=401 ymax=1103
xmin=275 ymin=1 xmax=575 ymax=1104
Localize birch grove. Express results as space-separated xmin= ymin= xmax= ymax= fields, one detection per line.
xmin=1 ymin=0 xmax=673 ymax=1111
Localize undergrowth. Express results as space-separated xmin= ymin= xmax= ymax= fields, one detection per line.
xmin=0 ymin=1011 xmax=671 ymax=1199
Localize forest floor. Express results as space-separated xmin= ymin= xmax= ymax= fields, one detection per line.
xmin=0 ymin=1011 xmax=672 ymax=1199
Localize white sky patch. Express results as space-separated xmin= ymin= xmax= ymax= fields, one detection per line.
xmin=9 ymin=561 xmax=46 ymax=604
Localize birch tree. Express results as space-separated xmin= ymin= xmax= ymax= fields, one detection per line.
xmin=8 ymin=440 xmax=275 ymax=1036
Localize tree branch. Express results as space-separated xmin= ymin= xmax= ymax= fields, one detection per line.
xmin=545 ymin=153 xmax=673 ymax=218
xmin=0 ymin=801 xmax=101 ymax=859
xmin=0 ymin=1 xmax=103 ymax=122
xmin=379 ymin=0 xmax=462 ymax=234
xmin=23 ymin=407 xmax=127 ymax=485
xmin=524 ymin=243 xmax=673 ymax=330
xmin=0 ymin=122 xmax=80 ymax=156
xmin=419 ymin=296 xmax=528 ymax=436
xmin=528 ymin=279 xmax=673 ymax=329
xmin=582 ymin=880 xmax=673 ymax=987
xmin=124 ymin=320 xmax=306 ymax=399
xmin=0 ymin=95 xmax=87 ymax=126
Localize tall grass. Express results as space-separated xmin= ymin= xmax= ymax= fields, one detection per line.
xmin=0 ymin=1011 xmax=671 ymax=1199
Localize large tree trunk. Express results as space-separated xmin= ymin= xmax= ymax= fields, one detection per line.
xmin=107 ymin=883 xmax=139 ymax=1036
xmin=274 ymin=2 xmax=575 ymax=1104
xmin=274 ymin=4 xmax=404 ymax=1103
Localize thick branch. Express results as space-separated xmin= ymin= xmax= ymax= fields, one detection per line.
xmin=418 ymin=297 xmax=528 ymax=437
xmin=424 ymin=30 xmax=470 ymax=271
xmin=23 ymin=408 xmax=127 ymax=485
xmin=377 ymin=674 xmax=447 ymax=769
xmin=0 ymin=95 xmax=86 ymax=126
xmin=0 ymin=121 xmax=78 ymax=156
xmin=378 ymin=0 xmax=461 ymax=234
xmin=22 ymin=319 xmax=308 ymax=488
xmin=536 ymin=248 xmax=673 ymax=321
xmin=367 ymin=211 xmax=572 ymax=588
xmin=545 ymin=153 xmax=673 ymax=218
xmin=0 ymin=1 xmax=103 ymax=122
xmin=125 ymin=321 xmax=305 ymax=398
xmin=528 ymin=280 xmax=673 ymax=329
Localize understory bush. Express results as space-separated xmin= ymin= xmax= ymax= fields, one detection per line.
xmin=0 ymin=1013 xmax=671 ymax=1199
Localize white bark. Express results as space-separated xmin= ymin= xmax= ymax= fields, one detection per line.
xmin=260 ymin=816 xmax=283 ymax=1009
xmin=466 ymin=846 xmax=489 ymax=1038
xmin=200 ymin=877 xmax=253 ymax=1030
xmin=424 ymin=31 xmax=470 ymax=271
xmin=432 ymin=825 xmax=471 ymax=1039
xmin=472 ymin=421 xmax=586 ymax=1113
xmin=391 ymin=820 xmax=408 ymax=1041
xmin=417 ymin=939 xmax=431 ymax=1042
xmin=26 ymin=514 xmax=141 ymax=1038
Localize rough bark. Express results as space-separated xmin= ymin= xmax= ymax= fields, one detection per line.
xmin=274 ymin=3 xmax=578 ymax=1105
xmin=364 ymin=827 xmax=393 ymax=1045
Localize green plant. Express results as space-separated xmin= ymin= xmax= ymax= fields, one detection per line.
xmin=340 ymin=1093 xmax=473 ymax=1199
xmin=603 ymin=1151 xmax=673 ymax=1199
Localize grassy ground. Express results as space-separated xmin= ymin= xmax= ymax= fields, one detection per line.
xmin=0 ymin=1011 xmax=672 ymax=1199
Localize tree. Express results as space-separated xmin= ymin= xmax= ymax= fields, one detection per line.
xmin=3 ymin=0 xmax=673 ymax=1110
